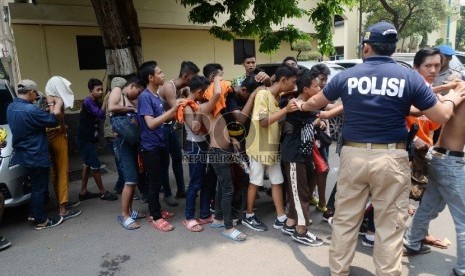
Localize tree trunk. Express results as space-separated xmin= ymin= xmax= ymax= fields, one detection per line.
xmin=91 ymin=0 xmax=143 ymax=79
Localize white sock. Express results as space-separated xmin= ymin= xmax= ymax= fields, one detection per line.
xmin=246 ymin=213 xmax=255 ymax=219
xmin=277 ymin=214 xmax=287 ymax=222
xmin=365 ymin=233 xmax=375 ymax=241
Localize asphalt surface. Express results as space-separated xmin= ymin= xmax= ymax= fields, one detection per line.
xmin=0 ymin=145 xmax=459 ymax=276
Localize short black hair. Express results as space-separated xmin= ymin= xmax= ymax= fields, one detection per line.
xmin=367 ymin=42 xmax=397 ymax=56
xmin=179 ymin=61 xmax=200 ymax=78
xmin=242 ymin=54 xmax=256 ymax=62
xmin=241 ymin=74 xmax=262 ymax=94
xmin=88 ymin=78 xmax=102 ymax=91
xmin=282 ymin=56 xmax=297 ymax=65
xmin=123 ymin=76 xmax=144 ymax=89
xmin=188 ymin=75 xmax=210 ymax=92
xmin=275 ymin=65 xmax=298 ymax=82
xmin=414 ymin=47 xmax=442 ymax=68
xmin=202 ymin=63 xmax=223 ymax=78
xmin=311 ymin=63 xmax=331 ymax=77
xmin=138 ymin=60 xmax=157 ymax=86
xmin=296 ymin=68 xmax=320 ymax=94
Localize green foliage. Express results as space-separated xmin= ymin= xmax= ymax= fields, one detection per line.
xmin=291 ymin=38 xmax=312 ymax=59
xmin=361 ymin=0 xmax=446 ymax=39
xmin=297 ymin=51 xmax=322 ymax=61
xmin=456 ymin=6 xmax=465 ymax=51
xmin=179 ymin=0 xmax=355 ymax=55
xmin=435 ymin=38 xmax=445 ymax=46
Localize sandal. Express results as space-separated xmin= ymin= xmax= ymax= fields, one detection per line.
xmin=196 ymin=215 xmax=214 ymax=225
xmin=161 ymin=209 xmax=174 ymax=219
xmin=130 ymin=210 xmax=146 ymax=220
xmin=422 ymin=236 xmax=448 ymax=249
xmin=222 ymin=229 xmax=246 ymax=242
xmin=117 ymin=216 xmax=140 ymax=230
xmin=148 ymin=218 xmax=174 ymax=232
xmin=183 ymin=219 xmax=204 ymax=232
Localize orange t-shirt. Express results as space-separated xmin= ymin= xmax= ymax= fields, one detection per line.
xmin=405 ymin=115 xmax=441 ymax=146
xmin=203 ymin=80 xmax=234 ymax=117
xmin=175 ymin=100 xmax=198 ymax=124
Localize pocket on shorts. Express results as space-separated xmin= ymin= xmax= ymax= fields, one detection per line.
xmin=386 ymin=150 xmax=410 ymax=173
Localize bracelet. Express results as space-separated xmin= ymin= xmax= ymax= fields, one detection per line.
xmin=443 ymin=99 xmax=456 ymax=110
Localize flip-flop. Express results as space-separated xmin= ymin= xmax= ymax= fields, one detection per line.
xmin=161 ymin=209 xmax=175 ymax=219
xmin=210 ymin=222 xmax=225 ymax=228
xmin=148 ymin=218 xmax=174 ymax=232
xmin=197 ymin=215 xmax=214 ymax=225
xmin=130 ymin=210 xmax=146 ymax=220
xmin=183 ymin=219 xmax=204 ymax=232
xmin=117 ymin=216 xmax=140 ymax=230
xmin=222 ymin=229 xmax=246 ymax=242
xmin=422 ymin=238 xmax=448 ymax=249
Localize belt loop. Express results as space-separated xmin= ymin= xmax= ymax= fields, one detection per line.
xmin=367 ymin=143 xmax=372 ymax=149
xmin=445 ymin=149 xmax=450 ymax=156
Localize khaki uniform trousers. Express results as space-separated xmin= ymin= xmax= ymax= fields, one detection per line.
xmin=329 ymin=145 xmax=410 ymax=276
xmin=47 ymin=126 xmax=69 ymax=205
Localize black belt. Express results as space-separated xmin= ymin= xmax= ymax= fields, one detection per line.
xmin=433 ymin=147 xmax=464 ymax=157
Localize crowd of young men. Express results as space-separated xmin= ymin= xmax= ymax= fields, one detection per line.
xmin=3 ymin=19 xmax=465 ymax=276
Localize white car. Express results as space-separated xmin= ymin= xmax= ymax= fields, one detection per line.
xmin=0 ymin=79 xmax=30 ymax=207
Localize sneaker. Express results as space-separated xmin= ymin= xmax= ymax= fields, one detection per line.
xmin=273 ymin=218 xmax=287 ymax=229
xmin=0 ymin=238 xmax=11 ymax=251
xmin=328 ymin=217 xmax=334 ymax=228
xmin=0 ymin=236 xmax=4 ymax=242
xmin=140 ymin=193 xmax=148 ymax=203
xmin=322 ymin=208 xmax=334 ymax=222
xmin=35 ymin=216 xmax=64 ymax=230
xmin=133 ymin=191 xmax=141 ymax=200
xmin=362 ymin=235 xmax=374 ymax=247
xmin=60 ymin=209 xmax=82 ymax=221
xmin=164 ymin=196 xmax=179 ymax=207
xmin=359 ymin=222 xmax=368 ymax=236
xmin=113 ymin=187 xmax=123 ymax=195
xmin=175 ymin=190 xmax=186 ymax=199
xmin=100 ymin=191 xmax=118 ymax=201
xmin=281 ymin=224 xmax=295 ymax=236
xmin=310 ymin=196 xmax=319 ymax=206
xmin=78 ymin=191 xmax=100 ymax=201
xmin=66 ymin=201 xmax=80 ymax=209
xmin=292 ymin=231 xmax=324 ymax=247
xmin=242 ymin=215 xmax=268 ymax=231
xmin=402 ymin=244 xmax=431 ymax=256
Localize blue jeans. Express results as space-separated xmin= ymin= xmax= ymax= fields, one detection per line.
xmin=161 ymin=123 xmax=185 ymax=197
xmin=28 ymin=166 xmax=50 ymax=224
xmin=209 ymin=148 xmax=234 ymax=229
xmin=113 ymin=136 xmax=139 ymax=184
xmin=184 ymin=141 xmax=211 ymax=220
xmin=107 ymin=139 xmax=125 ymax=190
xmin=75 ymin=137 xmax=101 ymax=170
xmin=404 ymin=150 xmax=465 ymax=275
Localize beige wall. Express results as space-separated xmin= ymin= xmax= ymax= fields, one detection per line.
xmin=12 ymin=24 xmax=296 ymax=100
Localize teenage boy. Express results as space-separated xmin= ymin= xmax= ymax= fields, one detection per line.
xmin=138 ymin=61 xmax=184 ymax=232
xmin=7 ymin=79 xmax=64 ymax=229
xmin=281 ymin=68 xmax=324 ymax=246
xmin=77 ymin=78 xmax=117 ymax=202
xmin=243 ymin=65 xmax=299 ymax=231
xmin=109 ymin=78 xmax=145 ymax=230
xmin=158 ymin=61 xmax=200 ymax=205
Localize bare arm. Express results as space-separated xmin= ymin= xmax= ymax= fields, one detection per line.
xmin=162 ymin=82 xmax=177 ymax=108
xmin=259 ymin=98 xmax=298 ymax=128
xmin=108 ymin=87 xmax=136 ymax=114
xmin=184 ymin=105 xmax=201 ymax=135
xmin=48 ymin=96 xmax=64 ymax=121
xmin=319 ymin=104 xmax=343 ymax=119
xmin=198 ymin=76 xmax=222 ymax=115
xmin=144 ymin=100 xmax=185 ymax=130
xmin=299 ymin=92 xmax=332 ymax=112
xmin=422 ymin=86 xmax=465 ymax=123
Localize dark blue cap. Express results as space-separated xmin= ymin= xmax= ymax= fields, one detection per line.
xmin=362 ymin=21 xmax=398 ymax=44
xmin=436 ymin=45 xmax=455 ymax=56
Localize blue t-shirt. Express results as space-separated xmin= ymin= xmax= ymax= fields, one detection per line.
xmin=138 ymin=89 xmax=165 ymax=151
xmin=7 ymin=98 xmax=58 ymax=167
xmin=323 ymin=56 xmax=437 ymax=143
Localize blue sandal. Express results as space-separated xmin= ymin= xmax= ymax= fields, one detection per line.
xmin=222 ymin=229 xmax=247 ymax=242
xmin=118 ymin=216 xmax=140 ymax=230
xmin=130 ymin=210 xmax=146 ymax=220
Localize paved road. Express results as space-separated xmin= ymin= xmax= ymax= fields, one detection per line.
xmin=0 ymin=146 xmax=458 ymax=276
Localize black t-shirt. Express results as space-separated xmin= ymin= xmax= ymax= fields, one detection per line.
xmin=281 ymin=110 xmax=317 ymax=163
xmin=224 ymin=93 xmax=251 ymax=143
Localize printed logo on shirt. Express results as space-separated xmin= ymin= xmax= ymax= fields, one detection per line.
xmin=347 ymin=77 xmax=405 ymax=97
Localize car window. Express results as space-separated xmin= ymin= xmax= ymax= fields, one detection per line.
xmin=0 ymin=82 xmax=14 ymax=125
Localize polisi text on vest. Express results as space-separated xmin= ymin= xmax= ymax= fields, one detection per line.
xmin=347 ymin=77 xmax=405 ymax=97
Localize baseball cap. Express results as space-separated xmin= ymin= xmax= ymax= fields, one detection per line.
xmin=361 ymin=21 xmax=398 ymax=44
xmin=17 ymin=79 xmax=38 ymax=92
xmin=436 ymin=45 xmax=455 ymax=56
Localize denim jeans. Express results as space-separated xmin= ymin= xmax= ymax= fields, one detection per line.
xmin=141 ymin=148 xmax=165 ymax=220
xmin=107 ymin=139 xmax=125 ymax=190
xmin=209 ymin=148 xmax=234 ymax=229
xmin=161 ymin=123 xmax=185 ymax=197
xmin=184 ymin=141 xmax=211 ymax=220
xmin=28 ymin=166 xmax=50 ymax=224
xmin=404 ymin=150 xmax=465 ymax=275
xmin=113 ymin=136 xmax=139 ymax=184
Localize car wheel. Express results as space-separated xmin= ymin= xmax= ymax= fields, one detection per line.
xmin=329 ymin=115 xmax=343 ymax=141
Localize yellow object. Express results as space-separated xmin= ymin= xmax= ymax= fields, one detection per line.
xmin=444 ymin=237 xmax=452 ymax=245
xmin=0 ymin=128 xmax=7 ymax=143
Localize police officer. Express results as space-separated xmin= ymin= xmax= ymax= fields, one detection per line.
xmin=297 ymin=21 xmax=465 ymax=276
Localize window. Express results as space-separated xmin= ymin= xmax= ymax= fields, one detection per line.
xmin=76 ymin=36 xmax=106 ymax=70
xmin=334 ymin=15 xmax=344 ymax=27
xmin=0 ymin=82 xmax=14 ymax=125
xmin=233 ymin=39 xmax=255 ymax=65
